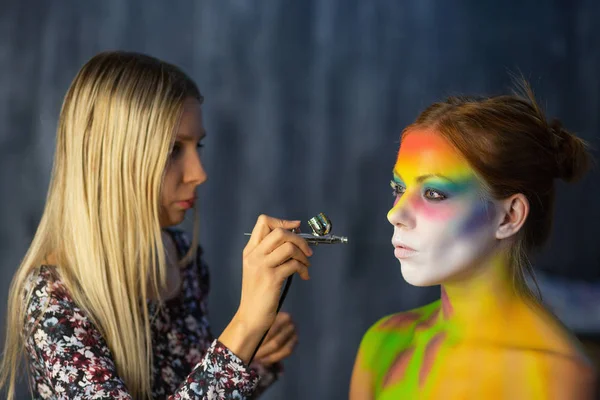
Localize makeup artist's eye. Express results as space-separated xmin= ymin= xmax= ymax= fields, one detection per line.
xmin=170 ymin=143 xmax=182 ymax=158
xmin=390 ymin=180 xmax=406 ymax=197
xmin=196 ymin=140 xmax=205 ymax=154
xmin=424 ymin=188 xmax=447 ymax=201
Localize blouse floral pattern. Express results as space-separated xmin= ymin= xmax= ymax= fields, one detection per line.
xmin=23 ymin=229 xmax=282 ymax=399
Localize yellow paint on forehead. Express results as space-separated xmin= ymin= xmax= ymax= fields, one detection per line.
xmin=394 ymin=129 xmax=474 ymax=183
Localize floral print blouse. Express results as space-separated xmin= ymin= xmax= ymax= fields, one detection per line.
xmin=23 ymin=229 xmax=282 ymax=399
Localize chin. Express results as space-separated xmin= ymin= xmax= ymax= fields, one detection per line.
xmin=399 ymin=261 xmax=440 ymax=287
xmin=159 ymin=213 xmax=186 ymax=228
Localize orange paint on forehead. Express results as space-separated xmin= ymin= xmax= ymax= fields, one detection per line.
xmin=394 ymin=129 xmax=474 ymax=183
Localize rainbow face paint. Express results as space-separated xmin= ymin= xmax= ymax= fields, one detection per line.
xmin=351 ymin=128 xmax=595 ymax=399
xmin=387 ymin=129 xmax=498 ymax=287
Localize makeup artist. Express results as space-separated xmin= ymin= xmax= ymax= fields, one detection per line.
xmin=1 ymin=51 xmax=313 ymax=400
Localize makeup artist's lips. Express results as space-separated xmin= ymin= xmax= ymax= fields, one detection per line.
xmin=392 ymin=240 xmax=418 ymax=259
xmin=176 ymin=197 xmax=196 ymax=209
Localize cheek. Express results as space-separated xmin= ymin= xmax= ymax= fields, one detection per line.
xmin=388 ymin=194 xmax=461 ymax=222
xmin=413 ymin=199 xmax=496 ymax=244
xmin=454 ymin=201 xmax=496 ymax=236
xmin=411 ymin=196 xmax=458 ymax=220
xmin=411 ymin=195 xmax=494 ymax=233
xmin=160 ymin=169 xmax=178 ymax=203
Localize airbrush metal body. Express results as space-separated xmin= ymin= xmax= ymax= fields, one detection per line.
xmin=243 ymin=232 xmax=347 ymax=245
xmin=244 ymin=213 xmax=348 ymax=245
xmin=296 ymin=233 xmax=348 ymax=245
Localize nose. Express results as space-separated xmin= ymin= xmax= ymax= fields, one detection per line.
xmin=387 ymin=193 xmax=415 ymax=229
xmin=183 ymin=151 xmax=208 ymax=187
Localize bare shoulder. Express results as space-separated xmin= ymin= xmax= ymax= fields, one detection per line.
xmin=494 ymin=346 xmax=597 ymax=400
xmin=355 ymin=301 xmax=441 ymax=370
xmin=543 ymin=351 xmax=596 ymax=397
xmin=516 ymin=302 xmax=592 ymax=360
xmin=350 ymin=302 xmax=441 ymax=400
xmin=500 ymin=303 xmax=597 ymax=399
xmin=439 ymin=345 xmax=597 ymax=399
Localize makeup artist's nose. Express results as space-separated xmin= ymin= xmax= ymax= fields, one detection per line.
xmin=184 ymin=151 xmax=207 ymax=186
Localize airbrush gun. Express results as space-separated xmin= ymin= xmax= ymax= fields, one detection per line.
xmin=244 ymin=212 xmax=349 ymax=245
xmin=246 ymin=213 xmax=347 ymax=363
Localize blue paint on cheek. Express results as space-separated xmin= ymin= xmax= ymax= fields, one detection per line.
xmin=456 ymin=201 xmax=496 ymax=236
xmin=432 ymin=201 xmax=496 ymax=259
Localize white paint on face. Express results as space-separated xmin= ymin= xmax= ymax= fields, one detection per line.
xmin=387 ymin=129 xmax=502 ymax=287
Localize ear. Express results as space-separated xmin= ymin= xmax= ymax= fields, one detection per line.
xmin=495 ymin=193 xmax=529 ymax=240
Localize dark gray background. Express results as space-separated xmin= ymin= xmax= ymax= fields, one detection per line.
xmin=1 ymin=1 xmax=599 ymax=398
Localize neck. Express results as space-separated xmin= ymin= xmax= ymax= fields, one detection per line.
xmin=439 ymin=250 xmax=520 ymax=335
xmin=148 ymin=230 xmax=181 ymax=301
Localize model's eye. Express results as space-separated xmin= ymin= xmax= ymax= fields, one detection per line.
xmin=424 ymin=188 xmax=447 ymax=201
xmin=390 ymin=180 xmax=406 ymax=197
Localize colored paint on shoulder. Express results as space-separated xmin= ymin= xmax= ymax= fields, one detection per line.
xmin=379 ymin=312 xmax=421 ymax=330
xmin=382 ymin=347 xmax=416 ymax=389
xmin=419 ymin=331 xmax=447 ymax=387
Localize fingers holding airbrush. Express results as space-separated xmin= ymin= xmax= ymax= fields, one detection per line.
xmin=258 ymin=227 xmax=313 ymax=258
xmin=244 ymin=215 xmax=301 ymax=255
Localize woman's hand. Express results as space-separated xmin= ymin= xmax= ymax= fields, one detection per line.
xmin=236 ymin=215 xmax=312 ymax=334
xmin=252 ymin=312 xmax=298 ymax=365
xmin=219 ymin=214 xmax=312 ymax=364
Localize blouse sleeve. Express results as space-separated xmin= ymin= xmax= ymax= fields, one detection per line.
xmin=193 ymin=243 xmax=283 ymax=399
xmin=24 ymin=269 xmax=260 ymax=400
xmin=247 ymin=361 xmax=283 ymax=399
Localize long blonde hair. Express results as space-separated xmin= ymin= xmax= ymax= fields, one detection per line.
xmin=1 ymin=51 xmax=202 ymax=399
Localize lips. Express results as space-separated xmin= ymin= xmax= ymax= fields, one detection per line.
xmin=392 ymin=239 xmax=417 ymax=259
xmin=392 ymin=239 xmax=416 ymax=251
xmin=176 ymin=197 xmax=196 ymax=209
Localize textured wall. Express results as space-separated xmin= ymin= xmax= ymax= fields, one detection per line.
xmin=1 ymin=1 xmax=599 ymax=398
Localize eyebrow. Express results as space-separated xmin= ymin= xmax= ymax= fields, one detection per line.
xmin=393 ymin=172 xmax=457 ymax=184
xmin=176 ymin=130 xmax=207 ymax=141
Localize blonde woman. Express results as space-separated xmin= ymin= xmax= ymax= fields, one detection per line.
xmin=0 ymin=51 xmax=312 ymax=399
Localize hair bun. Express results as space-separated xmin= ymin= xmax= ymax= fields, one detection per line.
xmin=549 ymin=118 xmax=591 ymax=182
xmin=549 ymin=119 xmax=567 ymax=145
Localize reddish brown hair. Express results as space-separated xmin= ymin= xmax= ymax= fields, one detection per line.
xmin=404 ymin=81 xmax=592 ymax=300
